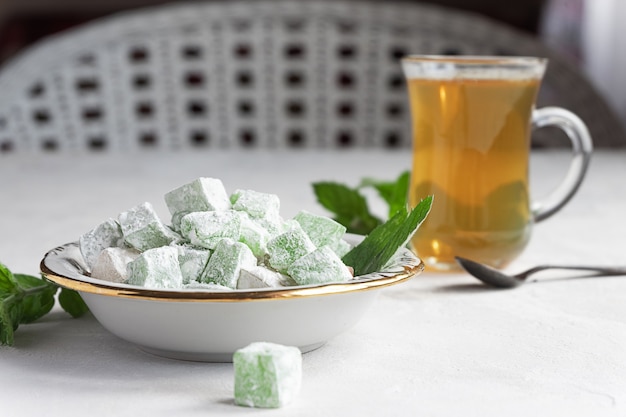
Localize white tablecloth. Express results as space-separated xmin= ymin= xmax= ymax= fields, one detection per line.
xmin=1 ymin=150 xmax=625 ymax=416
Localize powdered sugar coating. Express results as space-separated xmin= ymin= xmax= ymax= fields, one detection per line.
xmin=202 ymin=239 xmax=257 ymax=288
xmin=180 ymin=210 xmax=242 ymax=250
xmin=126 ymin=246 xmax=183 ymax=289
xmin=118 ymin=202 xmax=180 ymax=251
xmin=288 ymin=246 xmax=353 ymax=285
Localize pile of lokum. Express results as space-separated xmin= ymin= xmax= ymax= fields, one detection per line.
xmin=79 ymin=177 xmax=354 ymax=290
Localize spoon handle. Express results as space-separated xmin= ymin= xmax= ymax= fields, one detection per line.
xmin=519 ymin=265 xmax=626 ymax=279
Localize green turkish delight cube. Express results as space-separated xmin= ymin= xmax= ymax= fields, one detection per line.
xmin=179 ymin=210 xmax=242 ymax=250
xmin=79 ymin=218 xmax=124 ymax=269
xmin=164 ymin=177 xmax=231 ymax=216
xmin=328 ymin=238 xmax=352 ymax=258
xmin=234 ymin=342 xmax=302 ymax=408
xmin=237 ymin=266 xmax=295 ymax=289
xmin=230 ymin=189 xmax=280 ymax=219
xmin=126 ymin=246 xmax=183 ymax=289
xmin=201 ymin=238 xmax=257 ymax=288
xmin=175 ymin=245 xmax=211 ymax=284
xmin=118 ymin=202 xmax=180 ymax=251
xmin=238 ymin=213 xmax=271 ymax=259
xmin=287 ymin=246 xmax=353 ymax=285
xmin=293 ymin=210 xmax=346 ymax=248
xmin=266 ymin=226 xmax=315 ymax=274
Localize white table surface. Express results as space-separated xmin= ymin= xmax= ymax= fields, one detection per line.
xmin=1 ymin=149 xmax=625 ymax=416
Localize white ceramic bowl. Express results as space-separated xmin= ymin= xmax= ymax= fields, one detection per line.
xmin=41 ymin=239 xmax=423 ymax=362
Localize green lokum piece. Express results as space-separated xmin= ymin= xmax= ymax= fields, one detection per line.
xmin=328 ymin=238 xmax=352 ymax=258
xmin=201 ymin=239 xmax=257 ymax=288
xmin=118 ymin=202 xmax=180 ymax=252
xmin=179 ymin=210 xmax=242 ymax=250
xmin=164 ymin=177 xmax=231 ymax=216
xmin=234 ymin=342 xmax=302 ymax=408
xmin=170 ymin=210 xmax=191 ymax=233
xmin=230 ymin=189 xmax=280 ymax=219
xmin=126 ymin=246 xmax=183 ymax=289
xmin=237 ymin=266 xmax=295 ymax=289
xmin=287 ymin=246 xmax=353 ymax=285
xmin=266 ymin=226 xmax=315 ymax=274
xmin=238 ymin=213 xmax=270 ymax=259
xmin=79 ymin=218 xmax=124 ymax=269
xmin=293 ymin=210 xmax=346 ymax=248
xmin=91 ymin=247 xmax=140 ymax=283
xmin=175 ymin=245 xmax=211 ymax=284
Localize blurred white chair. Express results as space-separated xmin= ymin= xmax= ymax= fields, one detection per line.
xmin=0 ymin=0 xmax=623 ymax=153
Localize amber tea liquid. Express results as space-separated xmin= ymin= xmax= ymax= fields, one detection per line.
xmin=407 ymin=77 xmax=542 ymax=270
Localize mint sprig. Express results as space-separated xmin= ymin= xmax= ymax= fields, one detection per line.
xmin=313 ymin=171 xmax=433 ymax=276
xmin=359 ymin=170 xmax=410 ymax=220
xmin=342 ymin=196 xmax=433 ymax=276
xmin=313 ymin=170 xmax=410 ymax=235
xmin=0 ymin=262 xmax=88 ymax=346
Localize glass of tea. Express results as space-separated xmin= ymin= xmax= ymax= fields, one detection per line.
xmin=401 ymin=56 xmax=593 ymax=271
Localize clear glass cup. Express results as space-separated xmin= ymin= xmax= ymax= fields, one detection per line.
xmin=402 ymin=56 xmax=593 ymax=271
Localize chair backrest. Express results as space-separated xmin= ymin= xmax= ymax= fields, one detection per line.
xmin=0 ymin=0 xmax=623 ymax=152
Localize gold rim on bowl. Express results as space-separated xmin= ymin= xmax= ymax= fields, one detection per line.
xmin=40 ymin=242 xmax=424 ymax=302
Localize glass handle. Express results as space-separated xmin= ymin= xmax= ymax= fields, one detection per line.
xmin=531 ymin=107 xmax=593 ymax=222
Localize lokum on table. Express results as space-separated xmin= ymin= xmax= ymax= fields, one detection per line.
xmin=233 ymin=342 xmax=302 ymax=408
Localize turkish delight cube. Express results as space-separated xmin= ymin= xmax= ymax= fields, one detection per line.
xmin=180 ymin=210 xmax=242 ymax=250
xmin=164 ymin=177 xmax=231 ymax=217
xmin=287 ymin=245 xmax=353 ymax=285
xmin=91 ymin=247 xmax=140 ymax=283
xmin=293 ymin=210 xmax=346 ymax=248
xmin=231 ymin=189 xmax=280 ymax=219
xmin=237 ymin=266 xmax=295 ymax=289
xmin=238 ymin=213 xmax=270 ymax=259
xmin=201 ymin=239 xmax=257 ymax=288
xmin=126 ymin=246 xmax=183 ymax=289
xmin=328 ymin=238 xmax=352 ymax=258
xmin=175 ymin=245 xmax=211 ymax=284
xmin=118 ymin=202 xmax=180 ymax=251
xmin=266 ymin=226 xmax=315 ymax=274
xmin=234 ymin=342 xmax=302 ymax=408
xmin=79 ymin=218 xmax=124 ymax=269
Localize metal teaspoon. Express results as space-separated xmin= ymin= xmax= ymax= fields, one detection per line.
xmin=454 ymin=256 xmax=626 ymax=288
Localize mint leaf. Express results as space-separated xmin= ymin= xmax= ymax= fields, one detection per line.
xmin=58 ymin=289 xmax=89 ymax=318
xmin=0 ymin=263 xmax=18 ymax=296
xmin=14 ymin=274 xmax=57 ymax=324
xmin=342 ymin=195 xmax=433 ymax=276
xmin=1 ymin=262 xmax=89 ymax=346
xmin=0 ymin=263 xmax=20 ymax=345
xmin=0 ymin=298 xmax=16 ymax=346
xmin=360 ymin=170 xmax=410 ymax=218
xmin=312 ymin=182 xmax=381 ymax=235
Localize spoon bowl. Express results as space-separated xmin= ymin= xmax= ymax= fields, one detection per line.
xmin=455 ymin=257 xmax=626 ymax=288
